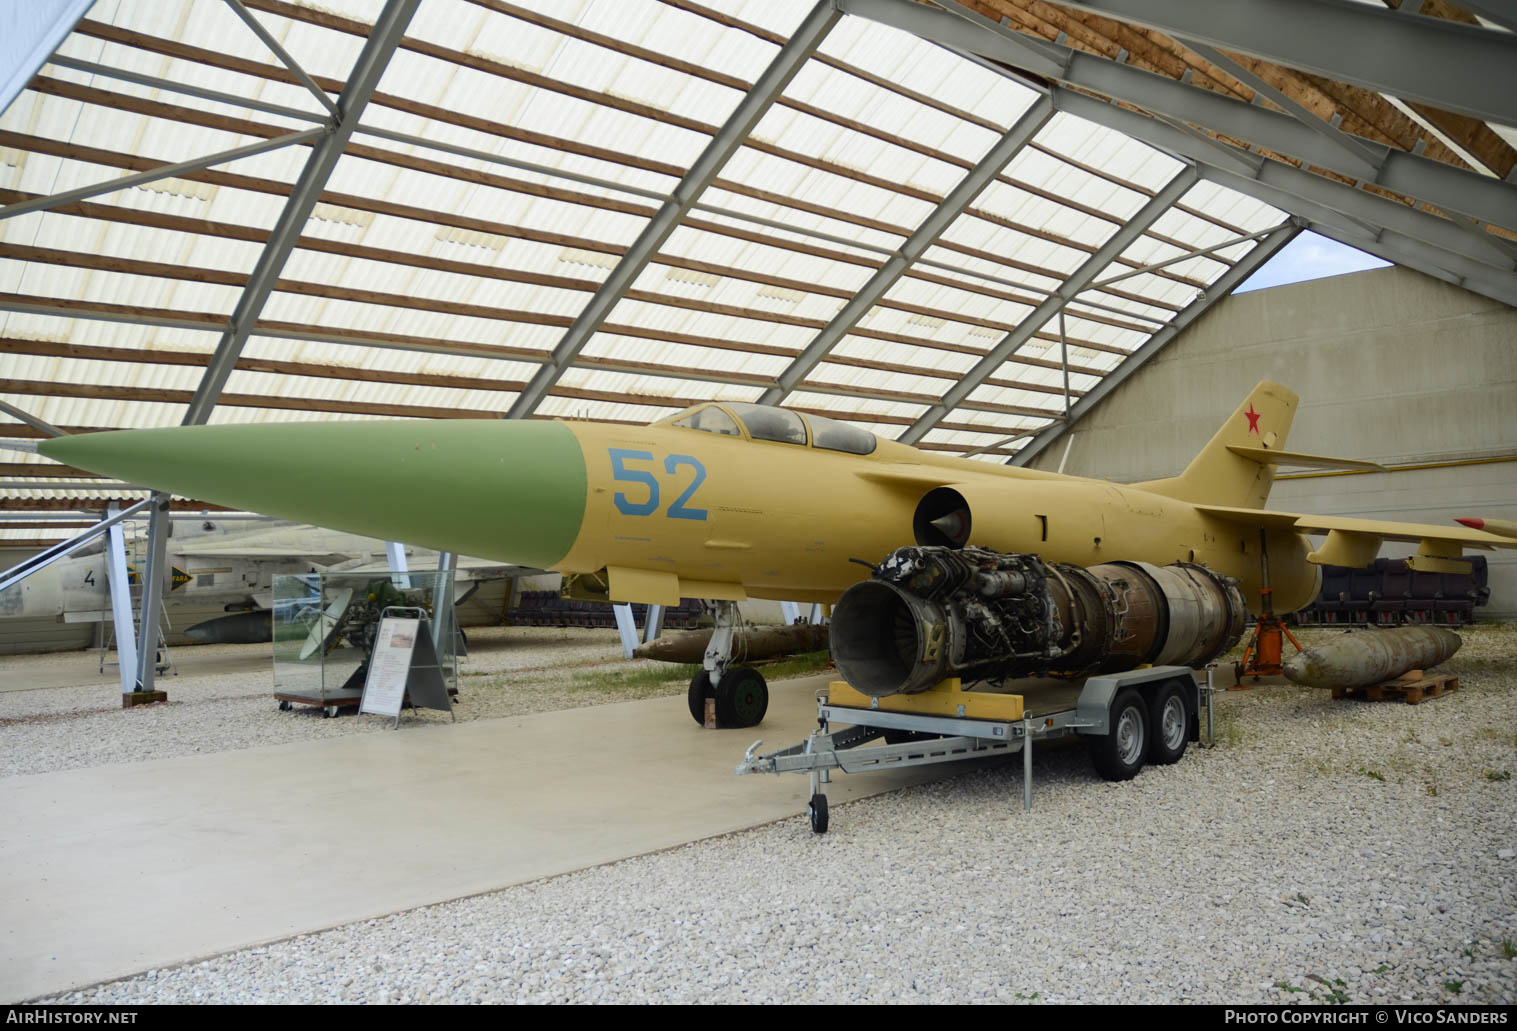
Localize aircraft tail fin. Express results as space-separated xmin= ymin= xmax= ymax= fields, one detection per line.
xmin=1134 ymin=381 xmax=1299 ymax=508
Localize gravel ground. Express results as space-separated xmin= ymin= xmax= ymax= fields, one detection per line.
xmin=12 ymin=623 xmax=1517 ymax=1004
xmin=0 ymin=627 xmax=684 ymax=778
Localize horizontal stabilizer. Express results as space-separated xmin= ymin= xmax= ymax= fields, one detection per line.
xmin=1224 ymin=445 xmax=1385 ymax=471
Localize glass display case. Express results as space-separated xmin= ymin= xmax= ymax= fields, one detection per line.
xmin=271 ymin=570 xmax=457 ymax=712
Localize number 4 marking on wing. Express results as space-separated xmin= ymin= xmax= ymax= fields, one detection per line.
xmin=608 ymin=449 xmax=707 ymax=521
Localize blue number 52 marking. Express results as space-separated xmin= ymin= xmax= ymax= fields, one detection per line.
xmin=609 ymin=449 xmax=659 ymax=516
xmin=608 ymin=450 xmax=707 ymax=521
xmin=665 ymin=455 xmax=707 ymax=520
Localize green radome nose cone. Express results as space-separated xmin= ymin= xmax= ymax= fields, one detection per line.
xmin=39 ymin=420 xmax=587 ymax=570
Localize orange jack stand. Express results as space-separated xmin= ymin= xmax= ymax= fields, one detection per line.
xmin=1232 ymin=586 xmax=1303 ymax=689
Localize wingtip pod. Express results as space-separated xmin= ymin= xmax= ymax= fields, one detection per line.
xmin=36 ymin=420 xmax=590 ymax=570
xmin=1283 ymin=626 xmax=1462 ymax=690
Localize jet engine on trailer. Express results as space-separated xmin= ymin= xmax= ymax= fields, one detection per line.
xmin=831 ymin=546 xmax=1247 ymax=697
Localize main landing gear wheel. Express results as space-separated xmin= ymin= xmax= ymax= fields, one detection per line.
xmin=808 ymin=792 xmax=829 ymax=834
xmin=687 ymin=670 xmax=714 ymax=725
xmin=1086 ymin=687 xmax=1149 ymax=782
xmin=715 ymin=666 xmax=769 ymax=728
xmin=1147 ymin=681 xmax=1189 ymax=765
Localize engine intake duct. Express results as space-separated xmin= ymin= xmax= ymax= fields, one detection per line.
xmin=831 ymin=546 xmax=1245 ymax=697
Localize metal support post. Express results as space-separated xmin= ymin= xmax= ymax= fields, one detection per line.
xmin=104 ymin=503 xmax=138 ymax=696
xmin=613 ymin=603 xmax=639 ymax=659
xmin=1058 ymin=311 xmax=1071 ymax=420
xmin=386 ymin=541 xmax=411 ymax=587
xmin=133 ymin=492 xmax=171 ymax=693
xmin=431 ymin=550 xmax=456 ymax=663
xmin=1022 ymin=716 xmax=1034 ymax=811
xmin=642 ymin=604 xmax=665 ymax=645
xmin=0 ymin=498 xmax=150 ymax=593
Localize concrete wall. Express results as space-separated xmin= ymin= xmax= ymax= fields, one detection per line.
xmin=1024 ymin=265 xmax=1517 ymax=617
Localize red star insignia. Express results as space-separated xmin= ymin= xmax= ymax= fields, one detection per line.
xmin=1244 ymin=404 xmax=1261 ymax=435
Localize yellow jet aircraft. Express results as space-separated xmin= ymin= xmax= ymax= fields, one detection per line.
xmin=31 ymin=380 xmax=1513 ymax=726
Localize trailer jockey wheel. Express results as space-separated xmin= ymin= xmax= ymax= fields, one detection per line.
xmin=715 ymin=666 xmax=769 ymax=728
xmin=687 ymin=670 xmax=714 ymax=725
xmin=808 ymin=792 xmax=829 ymax=834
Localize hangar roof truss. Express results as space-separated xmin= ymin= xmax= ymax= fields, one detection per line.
xmin=0 ymin=0 xmax=1512 ymax=525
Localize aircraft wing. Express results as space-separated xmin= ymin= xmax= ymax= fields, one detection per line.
xmin=1195 ymin=505 xmax=1513 ymax=571
xmin=173 ymin=543 xmax=358 ymax=565
xmin=340 ymin=556 xmax=525 ymax=576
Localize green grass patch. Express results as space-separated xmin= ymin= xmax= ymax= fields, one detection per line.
xmin=570 ymin=662 xmax=701 ymax=696
xmin=755 ymin=650 xmax=833 ymax=681
xmin=1484 ymin=770 xmax=1511 ymax=782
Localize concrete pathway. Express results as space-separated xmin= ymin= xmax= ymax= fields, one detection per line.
xmin=1 ymin=673 xmax=988 ymax=1001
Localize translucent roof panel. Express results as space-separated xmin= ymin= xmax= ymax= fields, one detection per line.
xmin=1 ymin=0 xmax=1349 ymax=518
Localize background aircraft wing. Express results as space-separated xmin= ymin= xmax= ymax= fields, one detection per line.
xmin=173 ymin=543 xmax=358 ymax=565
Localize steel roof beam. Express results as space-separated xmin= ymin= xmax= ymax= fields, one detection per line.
xmin=1455 ymin=1 xmax=1517 ymax=34
xmin=504 ymin=0 xmax=840 ymax=421
xmin=47 ymin=54 xmax=330 ymax=125
xmin=1180 ymin=38 xmax=1517 ymax=263
xmin=757 ymin=94 xmax=1055 ymax=406
xmin=0 ymin=399 xmax=66 ymax=438
xmin=1197 ymin=166 xmax=1517 ymax=307
xmin=180 ymin=0 xmax=421 ymax=427
xmin=848 ymin=0 xmax=1517 ymax=235
xmin=898 ymin=168 xmax=1198 ymax=445
xmin=221 ymin=0 xmax=340 ymax=118
xmin=1008 ymin=223 xmax=1300 ymax=468
xmin=1049 ymin=88 xmax=1517 ymax=276
xmin=1086 ymin=224 xmax=1286 ymax=290
xmin=1034 ymin=0 xmax=1517 ymax=127
xmin=0 ymin=128 xmax=324 ymax=222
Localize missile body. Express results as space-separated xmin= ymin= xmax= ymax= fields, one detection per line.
xmin=633 ymin=623 xmax=829 ymax=664
xmin=1283 ymin=626 xmax=1461 ymax=690
xmin=1456 ymin=517 xmax=1517 ymax=540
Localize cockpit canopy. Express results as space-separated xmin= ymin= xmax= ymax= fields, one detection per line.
xmin=665 ymin=402 xmax=876 ymax=455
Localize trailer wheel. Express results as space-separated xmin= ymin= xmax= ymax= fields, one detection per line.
xmin=687 ymin=670 xmax=713 ymax=725
xmin=808 ymin=792 xmax=829 ymax=834
xmin=1087 ymin=687 xmax=1148 ymax=781
xmin=715 ymin=667 xmax=768 ymax=728
xmin=1148 ymin=681 xmax=1189 ymax=765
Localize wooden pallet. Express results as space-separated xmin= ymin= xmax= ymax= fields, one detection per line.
xmin=1331 ymin=672 xmax=1458 ymax=705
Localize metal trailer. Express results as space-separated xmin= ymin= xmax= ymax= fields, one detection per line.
xmin=737 ymin=664 xmax=1219 ymax=833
